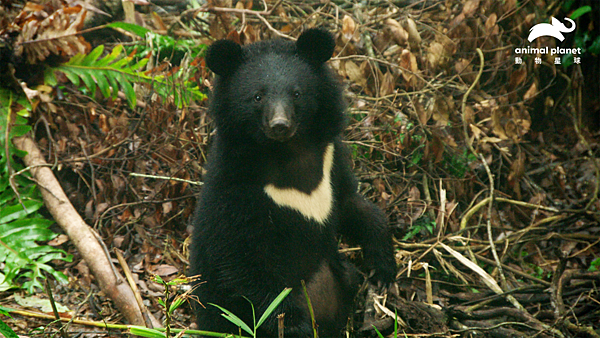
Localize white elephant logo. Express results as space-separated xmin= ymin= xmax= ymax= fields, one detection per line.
xmin=528 ymin=17 xmax=576 ymax=42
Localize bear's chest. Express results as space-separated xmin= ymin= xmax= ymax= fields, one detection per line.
xmin=264 ymin=143 xmax=334 ymax=225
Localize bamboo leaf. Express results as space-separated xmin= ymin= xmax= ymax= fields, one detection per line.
xmin=570 ymin=6 xmax=591 ymax=19
xmin=0 ymin=317 xmax=19 ymax=338
xmin=128 ymin=326 xmax=167 ymax=338
xmin=210 ymin=303 xmax=253 ymax=335
xmin=256 ymin=288 xmax=292 ymax=328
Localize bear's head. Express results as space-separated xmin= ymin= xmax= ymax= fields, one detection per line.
xmin=205 ymin=29 xmax=345 ymax=146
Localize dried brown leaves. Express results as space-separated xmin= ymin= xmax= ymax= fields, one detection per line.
xmin=12 ymin=2 xmax=90 ymax=64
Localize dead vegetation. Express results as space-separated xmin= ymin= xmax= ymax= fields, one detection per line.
xmin=1 ymin=0 xmax=599 ymax=337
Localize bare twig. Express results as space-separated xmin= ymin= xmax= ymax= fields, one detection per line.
xmin=460 ymin=48 xmax=526 ymax=312
xmin=128 ymin=172 xmax=203 ymax=185
xmin=115 ymin=249 xmax=156 ymax=329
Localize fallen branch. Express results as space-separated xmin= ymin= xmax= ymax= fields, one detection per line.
xmin=12 ymin=135 xmax=145 ymax=326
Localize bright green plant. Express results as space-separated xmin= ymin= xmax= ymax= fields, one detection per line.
xmin=45 ymin=34 xmax=207 ymax=109
xmin=211 ymin=288 xmax=292 ymax=338
xmin=0 ymin=316 xmax=19 ymax=338
xmin=560 ymin=4 xmax=598 ymax=67
xmin=444 ymin=149 xmax=477 ymax=178
xmin=129 ymin=275 xmax=249 ymax=338
xmin=0 ymin=90 xmax=72 ymax=293
xmin=108 ymin=22 xmax=207 ymax=107
xmin=402 ymin=218 xmax=435 ymax=241
xmin=128 ymin=275 xmax=187 ymax=338
xmin=589 ymin=258 xmax=600 ymax=272
xmin=372 ymin=309 xmax=401 ymax=338
xmin=45 ymin=44 xmax=146 ymax=108
xmin=109 ymin=22 xmax=206 ymax=65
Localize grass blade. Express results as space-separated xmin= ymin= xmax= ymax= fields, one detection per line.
xmin=256 ymin=287 xmax=292 ymax=328
xmin=209 ymin=303 xmax=253 ymax=335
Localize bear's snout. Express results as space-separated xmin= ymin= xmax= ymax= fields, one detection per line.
xmin=264 ymin=101 xmax=297 ymax=141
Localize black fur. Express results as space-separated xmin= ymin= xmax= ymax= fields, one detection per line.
xmin=190 ymin=28 xmax=396 ymax=337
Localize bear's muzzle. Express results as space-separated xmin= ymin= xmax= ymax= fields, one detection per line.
xmin=265 ymin=101 xmax=297 ymax=141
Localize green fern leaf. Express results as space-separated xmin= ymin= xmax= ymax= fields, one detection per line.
xmin=82 ymin=45 xmax=104 ymax=66
xmin=0 ymin=91 xmax=72 ymax=293
xmin=47 ymin=42 xmax=207 ymax=109
xmin=107 ymin=22 xmax=151 ymax=38
xmin=97 ymin=44 xmax=123 ymax=67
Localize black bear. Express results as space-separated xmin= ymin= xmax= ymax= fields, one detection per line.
xmin=189 ymin=28 xmax=396 ymax=337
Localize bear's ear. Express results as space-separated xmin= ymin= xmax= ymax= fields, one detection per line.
xmin=205 ymin=39 xmax=243 ymax=76
xmin=296 ymin=28 xmax=335 ymax=65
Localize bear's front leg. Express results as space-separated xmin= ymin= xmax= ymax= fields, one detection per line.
xmin=338 ymin=193 xmax=397 ymax=285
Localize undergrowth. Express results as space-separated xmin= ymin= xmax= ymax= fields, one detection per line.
xmin=0 ymin=90 xmax=71 ymax=293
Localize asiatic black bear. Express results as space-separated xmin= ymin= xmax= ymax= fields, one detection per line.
xmin=189 ymin=28 xmax=396 ymax=337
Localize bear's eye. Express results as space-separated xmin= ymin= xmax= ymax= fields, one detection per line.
xmin=293 ymin=91 xmax=300 ymax=99
xmin=254 ymin=94 xmax=262 ymax=102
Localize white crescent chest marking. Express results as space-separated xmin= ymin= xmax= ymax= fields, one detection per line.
xmin=264 ymin=143 xmax=334 ymax=224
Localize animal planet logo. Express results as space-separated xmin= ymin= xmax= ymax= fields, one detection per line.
xmin=528 ymin=17 xmax=576 ymax=42
xmin=515 ymin=17 xmax=582 ymax=63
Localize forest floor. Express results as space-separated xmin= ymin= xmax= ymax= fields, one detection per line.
xmin=1 ymin=0 xmax=599 ymax=337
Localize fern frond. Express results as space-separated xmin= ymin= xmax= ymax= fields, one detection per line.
xmin=46 ymin=44 xmax=206 ymax=108
xmin=0 ymin=96 xmax=72 ymax=293
xmin=46 ymin=44 xmax=147 ymax=107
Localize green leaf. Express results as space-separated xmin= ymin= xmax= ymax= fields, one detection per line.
xmin=131 ymin=57 xmax=149 ymax=71
xmin=97 ymin=44 xmax=123 ymax=67
xmin=0 ymin=217 xmax=53 ymax=232
xmin=0 ymin=317 xmax=19 ymax=338
xmin=79 ymin=71 xmax=97 ymax=95
xmin=0 ymin=272 xmax=13 ymax=292
xmin=1 ymin=227 xmax=56 ymax=244
xmin=95 ymin=72 xmax=111 ymax=98
xmin=169 ymin=297 xmax=185 ymax=313
xmin=82 ymin=45 xmax=104 ymax=66
xmin=256 ymin=288 xmax=292 ymax=328
xmin=589 ymin=36 xmax=600 ymax=55
xmin=0 ymin=90 xmax=70 ymax=295
xmin=46 ymin=40 xmax=206 ymax=110
xmin=106 ymin=71 xmax=120 ymax=99
xmin=0 ymin=200 xmax=43 ymax=224
xmin=61 ymin=68 xmax=81 ymax=86
xmin=68 ymin=53 xmax=86 ymax=66
xmin=570 ymin=6 xmax=592 ymax=20
xmin=210 ymin=303 xmax=253 ymax=335
xmin=372 ymin=325 xmax=386 ymax=338
xmin=119 ymin=73 xmax=136 ymax=108
xmin=128 ymin=326 xmax=167 ymax=338
xmin=107 ymin=22 xmax=151 ymax=38
xmin=10 ymin=124 xmax=32 ymax=138
xmin=589 ymin=258 xmax=600 ymax=272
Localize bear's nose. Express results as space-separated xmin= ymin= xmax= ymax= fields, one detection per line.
xmin=266 ymin=102 xmax=295 ymax=141
xmin=269 ymin=117 xmax=291 ymax=136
